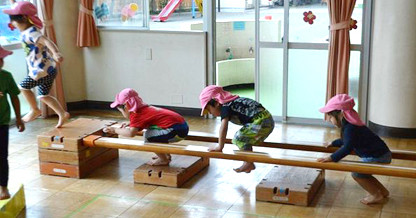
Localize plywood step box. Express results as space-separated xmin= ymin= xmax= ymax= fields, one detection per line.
xmin=134 ymin=155 xmax=209 ymax=187
xmin=37 ymin=118 xmax=119 ymax=178
xmin=256 ymin=165 xmax=324 ymax=206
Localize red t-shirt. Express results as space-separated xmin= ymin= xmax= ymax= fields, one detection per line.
xmin=129 ymin=106 xmax=185 ymax=130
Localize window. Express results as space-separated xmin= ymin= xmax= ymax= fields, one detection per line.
xmin=94 ymin=0 xmax=205 ymax=31
xmin=149 ymin=0 xmax=203 ymax=31
xmin=0 ymin=0 xmax=22 ymax=45
xmin=94 ymin=0 xmax=146 ymax=28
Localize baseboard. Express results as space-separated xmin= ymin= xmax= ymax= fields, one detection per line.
xmin=67 ymin=101 xmax=201 ymax=117
xmin=66 ymin=100 xmax=87 ymax=111
xmin=368 ymin=121 xmax=416 ymax=139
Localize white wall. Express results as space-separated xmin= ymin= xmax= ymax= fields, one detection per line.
xmin=83 ymin=30 xmax=206 ymax=108
xmin=368 ymin=0 xmax=416 ymax=128
xmin=54 ymin=0 xmax=86 ymax=102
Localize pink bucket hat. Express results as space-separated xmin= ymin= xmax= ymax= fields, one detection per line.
xmin=199 ymin=85 xmax=239 ymax=116
xmin=0 ymin=46 xmax=13 ymax=58
xmin=3 ymin=1 xmax=43 ymax=29
xmin=319 ymin=94 xmax=365 ymax=126
xmin=110 ymin=88 xmax=147 ymax=112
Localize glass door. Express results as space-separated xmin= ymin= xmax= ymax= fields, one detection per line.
xmin=256 ymin=0 xmax=366 ymax=124
xmin=215 ymin=0 xmax=256 ymax=99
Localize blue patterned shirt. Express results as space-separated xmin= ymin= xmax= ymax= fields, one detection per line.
xmin=21 ymin=26 xmax=56 ymax=80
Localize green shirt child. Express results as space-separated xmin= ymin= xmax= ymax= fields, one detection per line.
xmin=0 ymin=46 xmax=25 ymax=200
xmin=0 ymin=69 xmax=21 ymax=125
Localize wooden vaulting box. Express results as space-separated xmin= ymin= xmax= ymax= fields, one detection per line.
xmin=256 ymin=165 xmax=325 ymax=206
xmin=37 ymin=118 xmax=119 ymax=178
xmin=134 ymin=155 xmax=209 ymax=187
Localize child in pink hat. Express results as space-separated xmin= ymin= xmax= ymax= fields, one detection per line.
xmin=318 ymin=94 xmax=391 ymax=205
xmin=3 ymin=1 xmax=69 ymax=128
xmin=104 ymin=88 xmax=189 ymax=166
xmin=199 ymin=85 xmax=274 ymax=173
xmin=0 ymin=45 xmax=25 ymax=200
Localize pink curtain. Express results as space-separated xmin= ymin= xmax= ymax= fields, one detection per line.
xmin=77 ymin=0 xmax=100 ymax=47
xmin=38 ymin=0 xmax=67 ymax=116
xmin=326 ymin=0 xmax=356 ymax=102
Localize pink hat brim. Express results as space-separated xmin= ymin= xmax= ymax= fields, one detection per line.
xmin=110 ymin=101 xmax=119 ymax=108
xmin=2 ymin=8 xmax=20 ymax=15
xmin=319 ymin=106 xmax=335 ymax=113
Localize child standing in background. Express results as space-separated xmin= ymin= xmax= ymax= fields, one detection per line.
xmin=104 ymin=88 xmax=189 ymax=166
xmin=317 ymin=94 xmax=391 ymax=205
xmin=3 ymin=1 xmax=69 ymax=128
xmin=199 ymin=85 xmax=275 ymax=173
xmin=0 ymin=46 xmax=25 ymax=200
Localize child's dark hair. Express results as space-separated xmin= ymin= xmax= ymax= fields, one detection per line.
xmin=207 ymin=99 xmax=217 ymax=107
xmin=327 ymin=110 xmax=345 ymax=139
xmin=9 ymin=15 xmax=27 ymax=24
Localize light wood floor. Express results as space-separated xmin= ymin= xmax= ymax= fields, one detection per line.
xmin=5 ymin=110 xmax=416 ymax=218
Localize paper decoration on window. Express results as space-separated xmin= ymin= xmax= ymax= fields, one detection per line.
xmin=94 ymin=2 xmax=110 ymax=21
xmin=8 ymin=23 xmax=15 ymax=31
xmin=303 ymin=11 xmax=316 ymax=25
xmin=350 ymin=19 xmax=358 ymax=30
xmin=121 ymin=3 xmax=139 ymax=22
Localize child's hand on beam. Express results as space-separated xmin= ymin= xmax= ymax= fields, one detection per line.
xmin=317 ymin=156 xmax=333 ymax=163
xmin=103 ymin=127 xmax=116 ymax=134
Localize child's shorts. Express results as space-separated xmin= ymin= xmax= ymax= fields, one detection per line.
xmin=352 ymin=151 xmax=392 ymax=178
xmin=20 ymin=70 xmax=57 ymax=96
xmin=232 ymin=110 xmax=275 ymax=151
xmin=144 ymin=122 xmax=189 ymax=143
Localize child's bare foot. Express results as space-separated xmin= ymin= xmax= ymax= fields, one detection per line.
xmin=147 ymin=158 xmax=170 ymax=166
xmin=234 ymin=163 xmax=256 ymax=173
xmin=152 ymin=154 xmax=171 ymax=160
xmin=0 ymin=187 xmax=10 ymax=200
xmin=22 ymin=109 xmax=41 ymax=123
xmin=360 ymin=192 xmax=384 ymax=205
xmin=56 ymin=112 xmax=70 ymax=128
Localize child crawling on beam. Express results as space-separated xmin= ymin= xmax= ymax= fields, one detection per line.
xmin=199 ymin=85 xmax=275 ymax=173
xmin=317 ymin=94 xmax=392 ymax=205
xmin=103 ymin=88 xmax=189 ymax=166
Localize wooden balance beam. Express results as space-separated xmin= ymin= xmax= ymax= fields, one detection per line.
xmin=183 ymin=131 xmax=416 ymax=161
xmin=83 ymin=135 xmax=416 ymax=179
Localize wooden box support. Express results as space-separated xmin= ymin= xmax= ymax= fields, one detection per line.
xmin=38 ymin=118 xmax=119 ymax=178
xmin=256 ymin=166 xmax=325 ymax=206
xmin=39 ymin=149 xmax=119 ymax=178
xmin=134 ymin=155 xmax=209 ymax=187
